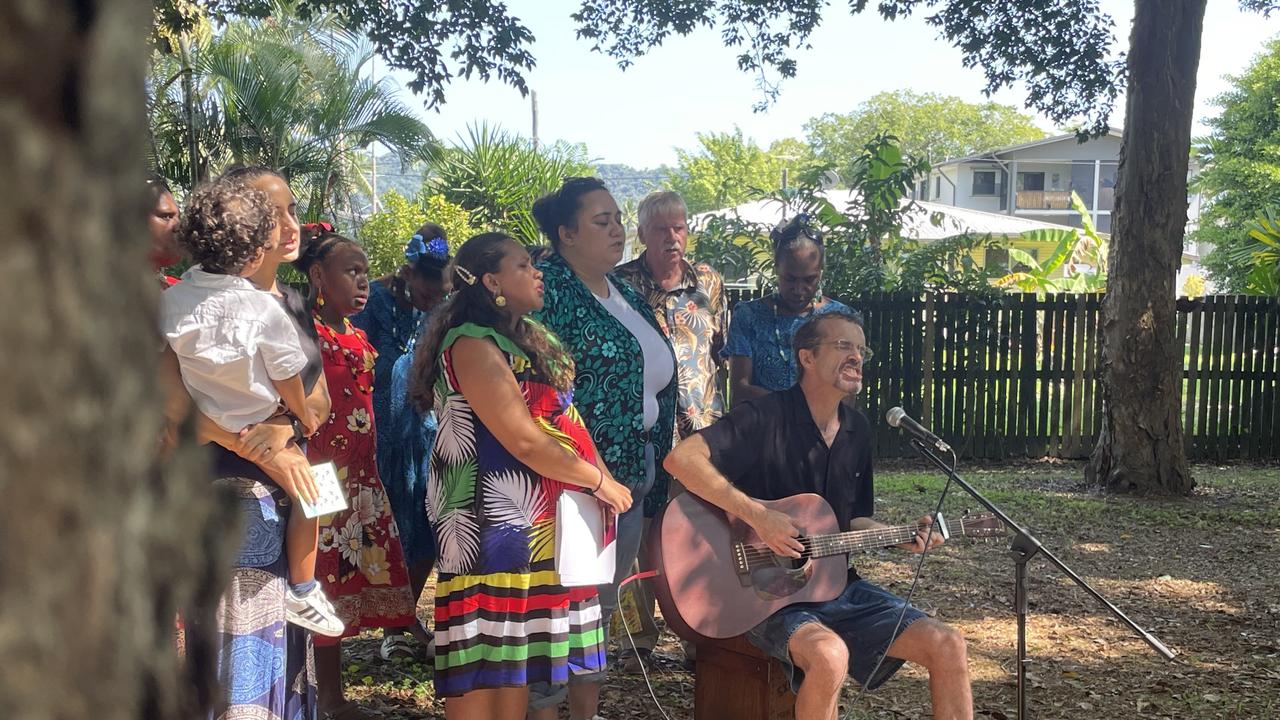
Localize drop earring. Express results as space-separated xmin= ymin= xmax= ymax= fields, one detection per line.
xmin=494 ymin=293 xmax=507 ymax=308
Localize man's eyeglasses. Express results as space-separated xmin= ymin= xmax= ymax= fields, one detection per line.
xmin=817 ymin=340 xmax=874 ymax=363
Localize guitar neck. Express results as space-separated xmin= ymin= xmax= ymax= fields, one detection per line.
xmin=803 ymin=518 xmax=962 ymax=558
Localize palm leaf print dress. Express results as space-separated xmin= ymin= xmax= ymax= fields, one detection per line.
xmin=428 ymin=323 xmax=606 ymax=697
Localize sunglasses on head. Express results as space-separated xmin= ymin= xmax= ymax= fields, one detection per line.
xmin=772 ymin=213 xmax=824 ymax=246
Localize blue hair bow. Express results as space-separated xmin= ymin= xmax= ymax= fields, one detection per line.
xmin=406 ymin=234 xmax=449 ymax=263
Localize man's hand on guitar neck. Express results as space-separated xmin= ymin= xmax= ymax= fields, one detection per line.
xmin=746 ymin=503 xmax=805 ymax=559
xmin=898 ymin=515 xmax=945 ymax=554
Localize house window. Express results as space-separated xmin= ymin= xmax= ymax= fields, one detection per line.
xmin=935 ymin=176 xmax=942 ymax=199
xmin=986 ymin=247 xmax=1039 ymax=272
xmin=986 ymin=248 xmax=1009 ymax=271
xmin=972 ymin=170 xmax=997 ymax=196
xmin=918 ymin=181 xmax=928 ymax=200
xmin=1017 ymin=172 xmax=1045 ymax=191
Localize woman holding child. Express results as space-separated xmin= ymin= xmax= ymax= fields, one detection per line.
xmin=162 ymin=166 xmax=330 ymax=720
xmin=295 ymin=231 xmax=419 ymax=720
xmin=411 ymin=232 xmax=632 ymax=720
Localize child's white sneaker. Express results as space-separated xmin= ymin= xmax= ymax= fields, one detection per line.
xmin=285 ymin=584 xmax=345 ymax=637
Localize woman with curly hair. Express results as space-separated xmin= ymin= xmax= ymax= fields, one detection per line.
xmin=411 ymin=232 xmax=631 ymax=720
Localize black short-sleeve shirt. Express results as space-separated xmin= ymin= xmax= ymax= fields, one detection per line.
xmin=698 ymin=385 xmax=874 ymax=532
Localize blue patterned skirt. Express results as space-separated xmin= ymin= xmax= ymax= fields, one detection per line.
xmin=211 ymin=475 xmax=316 ymax=720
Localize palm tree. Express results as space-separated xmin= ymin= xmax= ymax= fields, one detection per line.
xmin=427 ymin=122 xmax=592 ymax=244
xmin=147 ymin=2 xmax=434 ymax=218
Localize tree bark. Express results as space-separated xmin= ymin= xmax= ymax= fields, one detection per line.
xmin=0 ymin=2 xmax=231 ymax=717
xmin=1087 ymin=0 xmax=1205 ymax=494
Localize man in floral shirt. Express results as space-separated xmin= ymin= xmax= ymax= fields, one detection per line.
xmin=614 ymin=189 xmax=727 ymax=670
xmin=616 ymin=190 xmax=728 ymax=439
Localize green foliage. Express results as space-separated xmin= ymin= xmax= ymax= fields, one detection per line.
xmin=1235 ymin=208 xmax=1280 ymax=296
xmin=153 ymin=0 xmax=536 ymax=108
xmin=690 ymin=135 xmax=1002 ymax=297
xmin=1192 ymin=37 xmax=1280 ymax=291
xmin=426 ymin=123 xmax=592 ymax=245
xmin=357 ymin=190 xmax=477 ymax=278
xmin=667 ymin=128 xmax=814 ymax=214
xmin=147 ymin=4 xmax=435 ymax=217
xmin=574 ymin=0 xmax=1123 ymax=133
xmin=993 ymin=191 xmax=1108 ymax=296
xmin=804 ymin=90 xmax=1046 ymax=173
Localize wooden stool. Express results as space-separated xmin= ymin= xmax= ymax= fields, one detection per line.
xmin=695 ymin=635 xmax=796 ymax=720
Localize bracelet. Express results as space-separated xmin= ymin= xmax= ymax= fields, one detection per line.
xmin=290 ymin=415 xmax=306 ymax=444
xmin=586 ymin=465 xmax=604 ymax=495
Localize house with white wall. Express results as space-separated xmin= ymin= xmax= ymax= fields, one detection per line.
xmin=913 ymin=128 xmax=1123 ymax=233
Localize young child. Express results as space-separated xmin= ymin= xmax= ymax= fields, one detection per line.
xmin=160 ymin=178 xmax=344 ymax=637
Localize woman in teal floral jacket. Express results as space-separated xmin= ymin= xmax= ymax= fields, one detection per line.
xmin=531 ymin=177 xmax=677 ymax=640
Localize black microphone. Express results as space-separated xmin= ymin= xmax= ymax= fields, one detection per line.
xmin=885 ymin=407 xmax=951 ymax=454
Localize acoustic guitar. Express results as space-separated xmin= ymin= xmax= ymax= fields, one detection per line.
xmin=648 ymin=492 xmax=1004 ymax=641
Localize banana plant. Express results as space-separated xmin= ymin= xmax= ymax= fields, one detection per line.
xmin=995 ymin=191 xmax=1108 ymax=295
xmin=1234 ymin=208 xmax=1280 ymax=296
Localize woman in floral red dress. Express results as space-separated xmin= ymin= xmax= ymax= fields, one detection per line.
xmin=296 ymin=231 xmax=418 ymax=720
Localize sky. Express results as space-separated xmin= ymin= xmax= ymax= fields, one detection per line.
xmin=380 ymin=0 xmax=1280 ymax=169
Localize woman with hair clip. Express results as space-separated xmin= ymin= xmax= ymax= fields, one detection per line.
xmin=295 ymin=232 xmax=419 ymax=720
xmin=724 ymin=213 xmax=852 ymax=406
xmin=352 ymin=223 xmax=452 ymax=660
xmin=411 ymin=232 xmax=631 ymax=720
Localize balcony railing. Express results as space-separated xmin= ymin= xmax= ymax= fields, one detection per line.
xmin=1014 ymin=190 xmax=1074 ymax=210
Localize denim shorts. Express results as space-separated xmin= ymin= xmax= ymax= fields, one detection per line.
xmin=526 ymin=667 xmax=607 ymax=711
xmin=745 ymin=579 xmax=928 ymax=693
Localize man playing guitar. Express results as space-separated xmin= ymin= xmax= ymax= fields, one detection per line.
xmin=664 ymin=309 xmax=974 ymax=720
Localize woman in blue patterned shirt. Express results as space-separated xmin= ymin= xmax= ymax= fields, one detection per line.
xmin=724 ymin=214 xmax=851 ymax=405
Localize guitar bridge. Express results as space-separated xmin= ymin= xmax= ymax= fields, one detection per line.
xmin=731 ymin=541 xmax=751 ymax=582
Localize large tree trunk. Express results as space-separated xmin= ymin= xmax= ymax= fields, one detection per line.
xmin=1087 ymin=0 xmax=1205 ymax=495
xmin=1 ymin=2 xmax=229 ymax=717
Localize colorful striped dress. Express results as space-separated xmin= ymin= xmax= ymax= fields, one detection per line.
xmin=428 ymin=322 xmax=606 ymax=697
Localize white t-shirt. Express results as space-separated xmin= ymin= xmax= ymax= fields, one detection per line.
xmin=593 ymin=278 xmax=675 ymax=431
xmin=160 ymin=266 xmax=308 ymax=432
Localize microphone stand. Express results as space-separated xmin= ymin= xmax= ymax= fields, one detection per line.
xmin=906 ymin=438 xmax=1176 ymax=720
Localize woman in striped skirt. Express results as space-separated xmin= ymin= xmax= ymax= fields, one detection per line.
xmin=409 ymin=233 xmax=633 ymax=719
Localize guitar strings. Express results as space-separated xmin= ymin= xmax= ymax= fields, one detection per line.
xmin=737 ymin=524 xmax=954 ymax=566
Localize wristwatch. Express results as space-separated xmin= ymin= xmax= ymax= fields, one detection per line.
xmin=290 ymin=415 xmax=306 ymax=445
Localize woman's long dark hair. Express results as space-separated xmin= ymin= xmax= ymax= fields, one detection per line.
xmin=410 ymin=232 xmax=575 ymax=411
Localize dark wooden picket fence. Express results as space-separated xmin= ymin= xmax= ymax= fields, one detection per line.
xmin=722 ymin=287 xmax=1280 ymax=461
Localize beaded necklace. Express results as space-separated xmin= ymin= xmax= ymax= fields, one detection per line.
xmin=314 ymin=313 xmax=375 ymax=395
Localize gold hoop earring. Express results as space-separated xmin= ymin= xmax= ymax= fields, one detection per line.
xmin=494 ymin=294 xmax=507 ymax=308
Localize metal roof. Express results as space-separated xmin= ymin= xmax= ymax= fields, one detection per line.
xmin=691 ymin=190 xmax=1078 ymax=242
xmin=932 ymin=126 xmax=1123 ymax=167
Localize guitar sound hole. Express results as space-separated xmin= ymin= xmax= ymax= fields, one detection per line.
xmin=748 ymin=557 xmax=813 ymax=600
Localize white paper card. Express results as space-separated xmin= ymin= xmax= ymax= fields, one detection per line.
xmin=555 ymin=490 xmax=616 ymax=587
xmin=297 ymin=461 xmax=348 ymax=519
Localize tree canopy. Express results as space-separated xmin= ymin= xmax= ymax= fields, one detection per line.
xmin=1191 ymin=36 xmax=1280 ymax=293
xmin=804 ymin=91 xmax=1046 ymax=173
xmin=666 ymin=129 xmax=812 ymax=214
xmin=574 ymin=0 xmax=1124 ymax=133
xmin=161 ymin=1 xmax=1125 ymax=133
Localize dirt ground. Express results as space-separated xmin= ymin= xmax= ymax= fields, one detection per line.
xmin=342 ymin=461 xmax=1280 ymax=719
